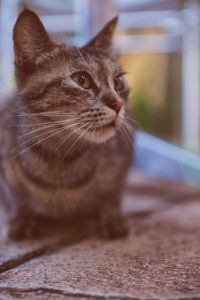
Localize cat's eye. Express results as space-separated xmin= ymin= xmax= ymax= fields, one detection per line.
xmin=114 ymin=75 xmax=125 ymax=92
xmin=71 ymin=72 xmax=92 ymax=89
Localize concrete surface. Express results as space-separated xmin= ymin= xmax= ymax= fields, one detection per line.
xmin=0 ymin=172 xmax=200 ymax=300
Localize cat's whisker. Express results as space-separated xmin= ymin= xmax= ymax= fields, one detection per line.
xmin=10 ymin=120 xmax=73 ymax=127
xmin=74 ymin=122 xmax=93 ymax=151
xmin=10 ymin=121 xmax=81 ymax=156
xmin=119 ymin=123 xmax=133 ymax=149
xmin=10 ymin=124 xmax=71 ymax=160
xmin=81 ymin=121 xmax=96 ymax=148
xmin=63 ymin=123 xmax=93 ymax=159
xmin=80 ymin=122 xmax=96 ymax=146
xmin=125 ymin=118 xmax=134 ymax=131
xmin=9 ymin=108 xmax=74 ymax=115
xmin=54 ymin=122 xmax=90 ymax=152
xmin=125 ymin=121 xmax=135 ymax=136
xmin=11 ymin=105 xmax=66 ymax=112
xmin=18 ymin=118 xmax=79 ymax=139
xmin=10 ymin=115 xmax=79 ymax=128
xmin=125 ymin=115 xmax=141 ymax=129
xmin=14 ymin=113 xmax=76 ymax=118
xmin=70 ymin=123 xmax=93 ymax=152
xmin=78 ymin=130 xmax=88 ymax=149
xmin=10 ymin=125 xmax=64 ymax=156
xmin=123 ymin=123 xmax=133 ymax=147
xmin=17 ymin=121 xmax=82 ymax=151
xmin=10 ymin=128 xmax=62 ymax=159
xmin=11 ymin=109 xmax=76 ymax=116
xmin=120 ymin=125 xmax=130 ymax=148
xmin=90 ymin=123 xmax=97 ymax=140
xmin=118 ymin=126 xmax=127 ymax=146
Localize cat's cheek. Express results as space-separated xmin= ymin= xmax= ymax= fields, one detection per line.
xmin=115 ymin=108 xmax=125 ymax=129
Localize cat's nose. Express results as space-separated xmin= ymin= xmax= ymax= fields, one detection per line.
xmin=106 ymin=99 xmax=123 ymax=113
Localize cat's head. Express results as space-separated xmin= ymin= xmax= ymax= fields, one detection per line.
xmin=13 ymin=10 xmax=130 ymax=144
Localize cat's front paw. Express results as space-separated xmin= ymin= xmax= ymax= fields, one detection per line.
xmin=6 ymin=218 xmax=40 ymax=241
xmin=99 ymin=215 xmax=129 ymax=240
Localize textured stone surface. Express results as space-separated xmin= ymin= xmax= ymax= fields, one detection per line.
xmin=0 ymin=172 xmax=200 ymax=300
xmin=0 ymin=209 xmax=51 ymax=273
xmin=1 ymin=218 xmax=200 ymax=299
xmin=0 ymin=235 xmax=76 ymax=274
xmin=0 ymin=210 xmax=95 ymax=274
xmin=0 ymin=290 xmax=92 ymax=300
xmin=0 ymin=240 xmax=49 ymax=272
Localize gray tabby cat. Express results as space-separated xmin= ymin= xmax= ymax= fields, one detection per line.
xmin=0 ymin=10 xmax=133 ymax=240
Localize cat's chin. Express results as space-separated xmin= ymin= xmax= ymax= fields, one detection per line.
xmin=82 ymin=117 xmax=125 ymax=143
xmin=86 ymin=129 xmax=115 ymax=143
xmin=85 ymin=123 xmax=117 ymax=143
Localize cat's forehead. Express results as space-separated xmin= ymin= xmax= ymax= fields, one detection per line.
xmin=67 ymin=47 xmax=117 ymax=72
xmin=40 ymin=45 xmax=122 ymax=79
xmin=47 ymin=45 xmax=118 ymax=72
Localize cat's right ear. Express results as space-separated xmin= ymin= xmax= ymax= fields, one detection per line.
xmin=13 ymin=10 xmax=55 ymax=65
xmin=82 ymin=16 xmax=118 ymax=56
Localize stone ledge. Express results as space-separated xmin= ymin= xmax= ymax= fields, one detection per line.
xmin=0 ymin=172 xmax=200 ymax=300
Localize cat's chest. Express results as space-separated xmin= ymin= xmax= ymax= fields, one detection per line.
xmin=19 ymin=146 xmax=98 ymax=188
xmin=29 ymin=160 xmax=121 ymax=217
xmin=4 ymin=136 xmax=129 ymax=218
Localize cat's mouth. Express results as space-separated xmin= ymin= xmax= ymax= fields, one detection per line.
xmin=94 ymin=121 xmax=115 ymax=132
xmin=78 ymin=110 xmax=124 ymax=143
xmin=85 ymin=120 xmax=117 ymax=143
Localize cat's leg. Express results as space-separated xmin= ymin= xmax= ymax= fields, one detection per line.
xmin=6 ymin=216 xmax=39 ymax=240
xmin=98 ymin=193 xmax=128 ymax=239
xmin=0 ymin=179 xmax=40 ymax=240
xmin=5 ymin=207 xmax=43 ymax=240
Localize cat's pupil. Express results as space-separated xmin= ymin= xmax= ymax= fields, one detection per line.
xmin=79 ymin=75 xmax=86 ymax=86
xmin=114 ymin=76 xmax=124 ymax=92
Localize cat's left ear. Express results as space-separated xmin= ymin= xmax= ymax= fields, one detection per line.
xmin=82 ymin=16 xmax=118 ymax=55
xmin=13 ymin=9 xmax=55 ymax=65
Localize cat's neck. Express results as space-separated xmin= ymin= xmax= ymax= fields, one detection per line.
xmin=14 ymin=108 xmax=91 ymax=163
xmin=14 ymin=127 xmax=98 ymax=188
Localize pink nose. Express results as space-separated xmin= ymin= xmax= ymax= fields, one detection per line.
xmin=110 ymin=99 xmax=123 ymax=113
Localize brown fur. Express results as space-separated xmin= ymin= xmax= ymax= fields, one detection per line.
xmin=0 ymin=10 xmax=133 ymax=240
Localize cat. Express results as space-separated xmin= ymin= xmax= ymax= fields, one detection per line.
xmin=0 ymin=9 xmax=133 ymax=240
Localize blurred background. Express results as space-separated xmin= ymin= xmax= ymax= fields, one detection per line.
xmin=0 ymin=0 xmax=200 ymax=185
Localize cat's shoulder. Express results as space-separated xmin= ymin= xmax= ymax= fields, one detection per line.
xmin=0 ymin=96 xmax=16 ymax=117
xmin=0 ymin=96 xmax=16 ymax=149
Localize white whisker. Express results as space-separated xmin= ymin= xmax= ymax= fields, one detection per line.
xmin=63 ymin=123 xmax=93 ymax=159
xmin=120 ymin=125 xmax=130 ymax=148
xmin=54 ymin=122 xmax=90 ymax=151
xmin=10 ymin=121 xmax=83 ymax=159
xmin=17 ymin=121 xmax=81 ymax=151
xmin=123 ymin=123 xmax=133 ymax=147
xmin=119 ymin=122 xmax=133 ymax=149
xmin=10 ymin=126 xmax=67 ymax=160
xmin=19 ymin=118 xmax=79 ymax=139
xmin=125 ymin=115 xmax=141 ymax=129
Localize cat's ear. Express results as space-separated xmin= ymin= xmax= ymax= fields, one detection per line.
xmin=13 ymin=9 xmax=55 ymax=65
xmin=82 ymin=16 xmax=118 ymax=55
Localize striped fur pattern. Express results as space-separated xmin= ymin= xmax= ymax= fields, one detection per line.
xmin=0 ymin=10 xmax=133 ymax=240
